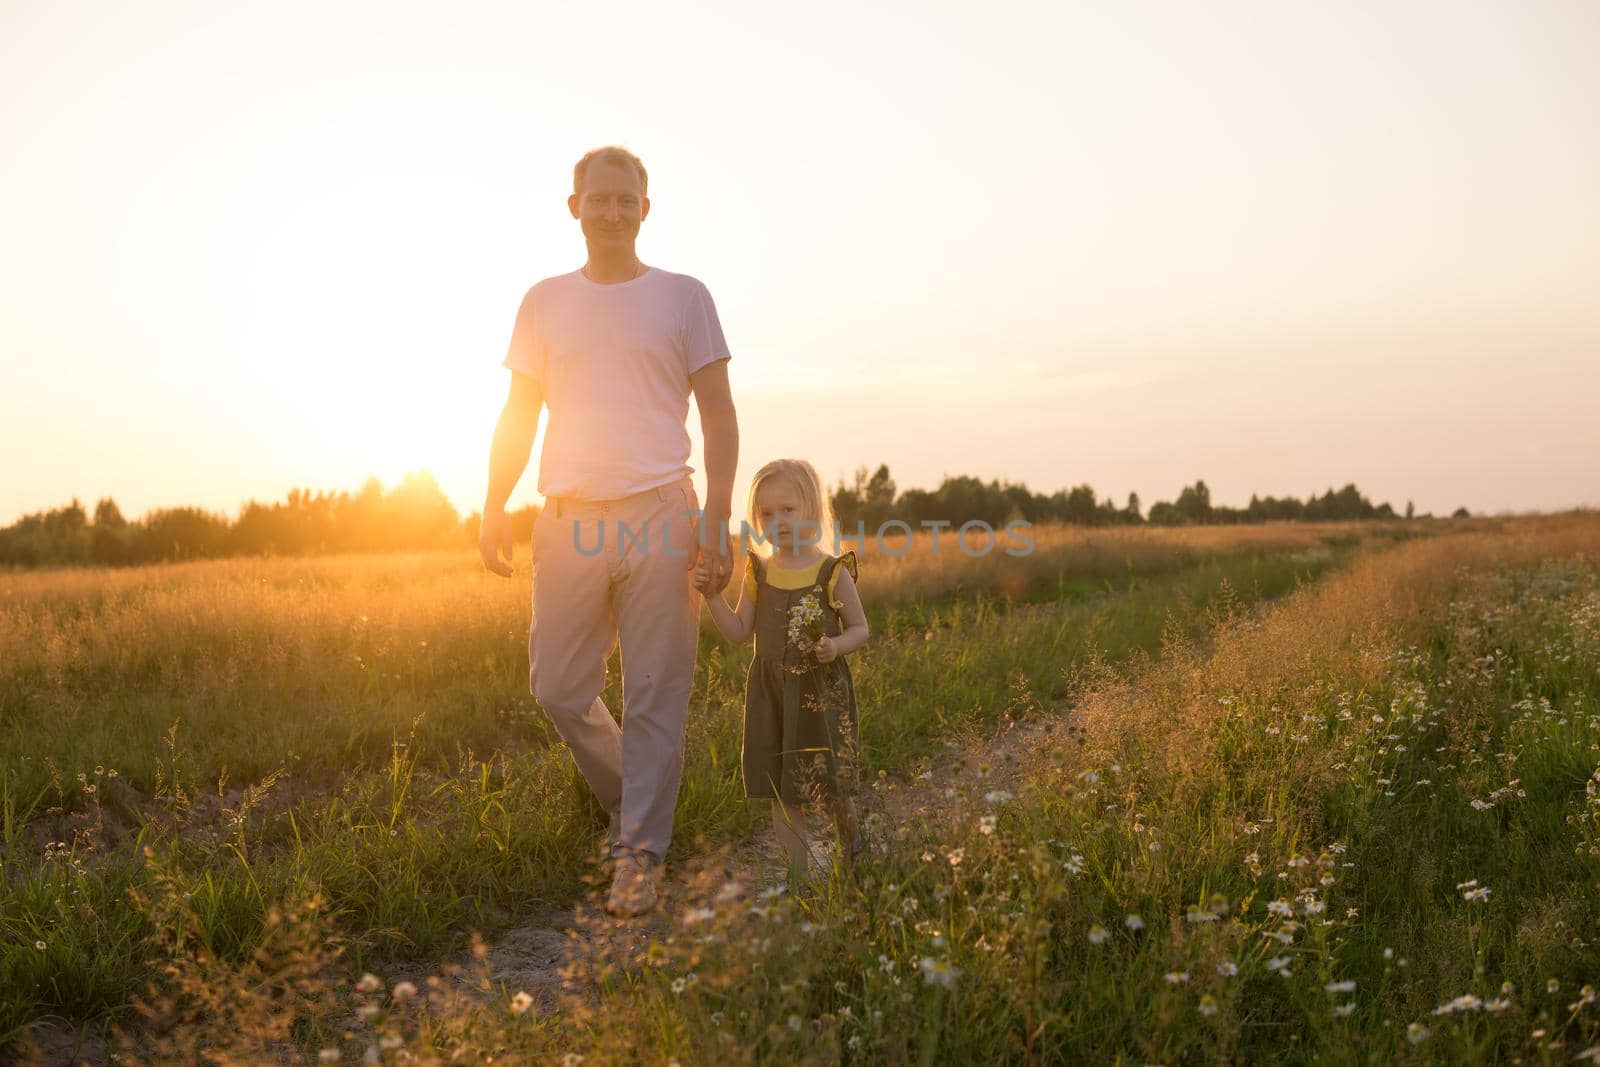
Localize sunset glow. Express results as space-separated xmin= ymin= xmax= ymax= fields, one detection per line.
xmin=3 ymin=0 xmax=1597 ymax=525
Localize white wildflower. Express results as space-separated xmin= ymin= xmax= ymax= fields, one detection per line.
xmin=1433 ymin=994 xmax=1483 ymax=1016
xmin=918 ymin=956 xmax=960 ymax=989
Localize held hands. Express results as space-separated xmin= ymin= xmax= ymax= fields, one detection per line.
xmin=691 ymin=510 xmax=736 ymax=595
xmin=692 ymin=554 xmax=716 ymax=594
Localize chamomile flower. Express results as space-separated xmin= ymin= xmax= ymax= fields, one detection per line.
xmin=918 ymin=956 xmax=960 ymax=989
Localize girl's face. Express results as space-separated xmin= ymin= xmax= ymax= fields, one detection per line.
xmin=754 ymin=478 xmax=814 ymax=554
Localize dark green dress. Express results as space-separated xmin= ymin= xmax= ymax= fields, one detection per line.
xmin=742 ymin=550 xmax=860 ymax=806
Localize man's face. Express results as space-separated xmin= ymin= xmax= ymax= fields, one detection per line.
xmin=568 ymin=158 xmax=649 ymax=251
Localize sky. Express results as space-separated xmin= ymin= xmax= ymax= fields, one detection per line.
xmin=2 ymin=0 xmax=1597 ymax=527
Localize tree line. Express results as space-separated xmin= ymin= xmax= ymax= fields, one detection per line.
xmin=0 ymin=472 xmax=473 ymax=569
xmin=829 ymin=465 xmax=1449 ymax=530
xmin=1 ymin=466 xmax=1454 ymax=570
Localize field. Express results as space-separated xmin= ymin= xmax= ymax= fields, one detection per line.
xmin=3 ymin=515 xmax=1599 ymax=1063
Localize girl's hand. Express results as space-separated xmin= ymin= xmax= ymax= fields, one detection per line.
xmin=691 ymin=556 xmax=713 ymax=593
xmin=812 ymin=635 xmax=838 ymax=663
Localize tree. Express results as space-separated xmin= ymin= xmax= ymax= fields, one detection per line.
xmin=386 ymin=471 xmax=462 ymax=549
xmin=91 ymin=497 xmax=132 ymax=565
xmin=1147 ymin=500 xmax=1186 ymax=526
xmin=1174 ymin=481 xmax=1213 ymax=524
xmin=137 ymin=507 xmax=229 ymax=562
xmin=1063 ymin=484 xmax=1099 ymax=525
xmin=93 ymin=498 xmax=126 ymax=528
xmin=831 ymin=464 xmax=897 ymax=529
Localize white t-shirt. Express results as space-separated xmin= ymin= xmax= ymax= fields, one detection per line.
xmin=502 ymin=267 xmax=731 ymax=501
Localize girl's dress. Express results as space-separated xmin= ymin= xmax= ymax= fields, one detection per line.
xmin=742 ymin=549 xmax=860 ymax=806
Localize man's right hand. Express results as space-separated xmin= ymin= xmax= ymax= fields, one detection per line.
xmin=479 ymin=507 xmax=515 ymax=577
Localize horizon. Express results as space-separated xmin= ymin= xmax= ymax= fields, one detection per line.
xmin=4 ymin=0 xmax=1598 ymax=526
xmin=2 ymin=464 xmax=1551 ymax=530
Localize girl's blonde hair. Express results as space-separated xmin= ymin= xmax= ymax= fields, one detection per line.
xmin=746 ymin=458 xmax=837 ymax=557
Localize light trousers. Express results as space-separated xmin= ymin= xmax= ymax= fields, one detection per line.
xmin=529 ymin=477 xmax=701 ymax=859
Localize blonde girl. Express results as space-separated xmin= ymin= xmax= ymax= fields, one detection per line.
xmin=696 ymin=459 xmax=869 ymax=882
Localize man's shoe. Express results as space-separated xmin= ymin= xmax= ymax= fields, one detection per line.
xmin=606 ymin=849 xmax=661 ymax=918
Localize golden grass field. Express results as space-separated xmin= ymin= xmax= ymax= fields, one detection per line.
xmin=4 ymin=514 xmax=1599 ymax=1063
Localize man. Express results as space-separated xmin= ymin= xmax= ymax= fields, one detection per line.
xmin=479 ymin=145 xmax=738 ymax=917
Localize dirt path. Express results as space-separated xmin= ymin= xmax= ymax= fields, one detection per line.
xmin=383 ymin=699 xmax=1064 ymax=1030
xmin=419 ymin=589 xmax=1248 ymax=1023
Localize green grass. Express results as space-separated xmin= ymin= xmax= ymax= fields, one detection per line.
xmin=8 ymin=516 xmax=1596 ymax=1062
xmin=0 ymin=538 xmax=1359 ymax=1050
xmin=533 ymin=521 xmax=1600 ymax=1064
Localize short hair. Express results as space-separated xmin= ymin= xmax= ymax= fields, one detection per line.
xmin=746 ymin=458 xmax=838 ymax=556
xmin=573 ymin=145 xmax=648 ymax=197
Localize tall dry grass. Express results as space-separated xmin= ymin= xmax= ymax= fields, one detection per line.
xmin=0 ymin=521 xmax=1406 ymax=791
xmin=824 ymin=519 xmax=1413 ymax=604
xmin=40 ymin=512 xmax=1595 ymax=1064
xmin=3 ymin=517 xmax=1491 ymax=1059
xmin=1074 ymin=511 xmax=1599 ymax=791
